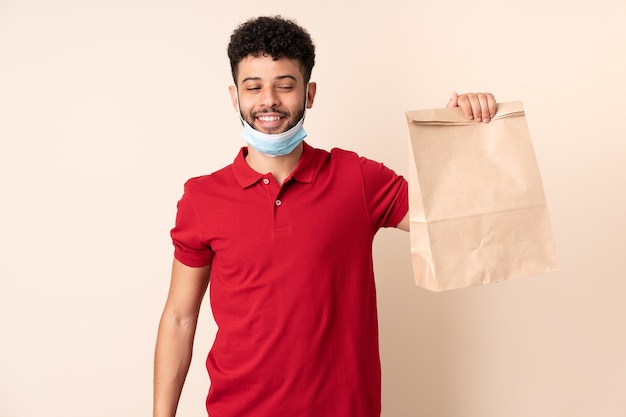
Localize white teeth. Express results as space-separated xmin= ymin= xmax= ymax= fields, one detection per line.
xmin=258 ymin=116 xmax=281 ymax=122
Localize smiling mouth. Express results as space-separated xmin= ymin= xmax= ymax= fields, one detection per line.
xmin=257 ymin=115 xmax=283 ymax=122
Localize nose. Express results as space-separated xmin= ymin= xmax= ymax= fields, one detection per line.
xmin=259 ymin=88 xmax=280 ymax=108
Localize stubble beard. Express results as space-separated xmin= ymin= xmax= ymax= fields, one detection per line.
xmin=246 ymin=106 xmax=306 ymax=134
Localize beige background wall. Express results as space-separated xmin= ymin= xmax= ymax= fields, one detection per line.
xmin=1 ymin=0 xmax=624 ymax=416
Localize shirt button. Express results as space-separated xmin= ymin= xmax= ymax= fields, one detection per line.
xmin=262 ymin=178 xmax=270 ymax=185
xmin=275 ymin=199 xmax=282 ymax=206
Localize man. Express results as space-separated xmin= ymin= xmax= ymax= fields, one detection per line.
xmin=154 ymin=16 xmax=496 ymax=417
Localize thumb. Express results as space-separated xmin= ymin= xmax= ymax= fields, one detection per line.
xmin=447 ymin=92 xmax=459 ymax=108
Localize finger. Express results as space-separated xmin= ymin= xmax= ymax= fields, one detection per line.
xmin=486 ymin=93 xmax=497 ymax=119
xmin=466 ymin=93 xmax=483 ymax=121
xmin=447 ymin=92 xmax=459 ymax=108
xmin=478 ymin=94 xmax=491 ymax=122
xmin=457 ymin=94 xmax=475 ymax=120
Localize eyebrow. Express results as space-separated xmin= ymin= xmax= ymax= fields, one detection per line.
xmin=241 ymin=75 xmax=298 ymax=84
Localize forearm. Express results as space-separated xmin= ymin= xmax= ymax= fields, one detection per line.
xmin=153 ymin=313 xmax=198 ymax=417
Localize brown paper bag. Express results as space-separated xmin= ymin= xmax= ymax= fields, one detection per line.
xmin=406 ymin=101 xmax=558 ymax=291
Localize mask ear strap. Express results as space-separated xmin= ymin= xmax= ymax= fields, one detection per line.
xmin=235 ymin=88 xmax=245 ymax=125
xmin=302 ymin=84 xmax=309 ymax=121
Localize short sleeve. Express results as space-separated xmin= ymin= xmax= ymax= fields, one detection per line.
xmin=170 ymin=180 xmax=214 ymax=267
xmin=359 ymin=157 xmax=408 ymax=229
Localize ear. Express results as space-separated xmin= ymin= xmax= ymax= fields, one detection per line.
xmin=228 ymin=86 xmax=239 ymax=112
xmin=306 ymin=82 xmax=317 ymax=109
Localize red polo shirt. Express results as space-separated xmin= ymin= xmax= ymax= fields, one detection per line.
xmin=171 ymin=142 xmax=408 ymax=417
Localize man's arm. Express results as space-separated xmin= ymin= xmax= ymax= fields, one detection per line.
xmin=153 ymin=258 xmax=211 ymax=417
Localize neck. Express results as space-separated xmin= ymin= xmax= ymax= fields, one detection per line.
xmin=245 ymin=142 xmax=304 ymax=186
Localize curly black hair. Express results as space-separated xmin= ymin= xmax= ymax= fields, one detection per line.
xmin=227 ymin=16 xmax=316 ymax=85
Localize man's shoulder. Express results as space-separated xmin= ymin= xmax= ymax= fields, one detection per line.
xmin=325 ymin=146 xmax=383 ymax=167
xmin=183 ymin=163 xmax=236 ymax=191
xmin=311 ymin=146 xmax=362 ymax=166
xmin=327 ymin=146 xmax=357 ymax=158
xmin=307 ymin=145 xmax=393 ymax=179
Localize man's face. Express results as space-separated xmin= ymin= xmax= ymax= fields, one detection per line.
xmin=229 ymin=55 xmax=315 ymax=134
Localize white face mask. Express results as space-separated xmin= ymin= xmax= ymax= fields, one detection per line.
xmin=235 ymin=87 xmax=308 ymax=157
xmin=240 ymin=117 xmax=307 ymax=157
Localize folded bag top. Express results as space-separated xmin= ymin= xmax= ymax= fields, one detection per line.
xmin=407 ymin=100 xmax=525 ymax=125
